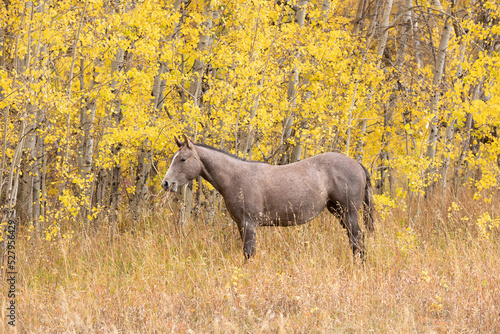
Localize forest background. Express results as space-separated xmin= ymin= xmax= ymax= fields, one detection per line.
xmin=0 ymin=0 xmax=499 ymax=332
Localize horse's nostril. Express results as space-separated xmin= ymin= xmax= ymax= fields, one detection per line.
xmin=162 ymin=181 xmax=168 ymax=190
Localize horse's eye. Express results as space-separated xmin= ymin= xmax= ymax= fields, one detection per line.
xmin=180 ymin=158 xmax=186 ymax=162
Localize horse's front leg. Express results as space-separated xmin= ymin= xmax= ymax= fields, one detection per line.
xmin=238 ymin=219 xmax=257 ymax=260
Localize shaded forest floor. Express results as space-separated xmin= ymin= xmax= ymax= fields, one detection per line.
xmin=2 ymin=189 xmax=499 ymax=333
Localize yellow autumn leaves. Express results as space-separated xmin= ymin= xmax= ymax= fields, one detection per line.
xmin=1 ymin=0 xmax=499 ymax=241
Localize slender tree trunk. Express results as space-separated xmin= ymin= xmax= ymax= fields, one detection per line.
xmin=374 ymin=0 xmax=394 ymax=192
xmin=31 ymin=14 xmax=47 ymax=237
xmin=16 ymin=113 xmax=35 ymax=224
xmin=108 ymin=48 xmax=125 ymax=238
xmin=440 ymin=18 xmax=467 ymax=202
xmin=279 ymin=66 xmax=299 ymax=165
xmin=352 ymin=0 xmax=367 ymax=35
xmin=365 ymin=0 xmax=384 ymax=39
xmin=78 ymin=58 xmax=97 ymax=228
xmin=425 ymin=10 xmax=453 ymax=194
xmin=376 ymin=0 xmax=394 ymax=63
xmin=188 ymin=8 xmax=212 ymax=107
xmin=394 ymin=0 xmax=412 ymax=68
xmin=379 ymin=0 xmax=412 ymax=194
xmin=279 ymin=2 xmax=308 ymax=164
xmin=296 ymin=0 xmax=308 ymax=27
xmin=412 ymin=14 xmax=423 ymax=69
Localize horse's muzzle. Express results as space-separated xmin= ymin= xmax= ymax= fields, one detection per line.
xmin=162 ymin=180 xmax=177 ymax=192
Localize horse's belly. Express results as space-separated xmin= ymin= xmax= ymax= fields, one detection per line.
xmin=258 ymin=201 xmax=325 ymax=226
xmin=254 ymin=176 xmax=328 ymax=226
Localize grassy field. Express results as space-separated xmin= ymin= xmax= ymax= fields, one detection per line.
xmin=2 ymin=189 xmax=499 ymax=333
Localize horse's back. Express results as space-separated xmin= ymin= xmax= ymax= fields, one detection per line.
xmin=258 ymin=152 xmax=364 ymax=189
xmin=277 ymin=152 xmax=364 ymax=182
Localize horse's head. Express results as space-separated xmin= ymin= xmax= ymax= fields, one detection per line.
xmin=161 ymin=135 xmax=202 ymax=192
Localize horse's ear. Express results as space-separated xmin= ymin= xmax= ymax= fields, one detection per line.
xmin=182 ymin=134 xmax=193 ymax=149
xmin=174 ymin=136 xmax=183 ymax=148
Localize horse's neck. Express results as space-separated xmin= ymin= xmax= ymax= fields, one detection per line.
xmin=196 ymin=146 xmax=247 ymax=194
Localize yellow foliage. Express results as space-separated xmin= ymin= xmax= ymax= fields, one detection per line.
xmin=476 ymin=212 xmax=500 ymax=240
xmin=0 ymin=0 xmax=499 ymax=241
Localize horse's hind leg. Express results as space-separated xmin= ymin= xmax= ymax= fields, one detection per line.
xmin=345 ymin=210 xmax=365 ymax=258
xmin=328 ymin=201 xmax=364 ymax=258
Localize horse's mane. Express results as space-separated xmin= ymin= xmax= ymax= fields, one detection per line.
xmin=194 ymin=143 xmax=267 ymax=164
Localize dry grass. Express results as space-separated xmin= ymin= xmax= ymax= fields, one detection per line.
xmin=2 ymin=189 xmax=500 ymax=333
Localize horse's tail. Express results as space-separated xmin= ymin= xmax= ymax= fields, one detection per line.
xmin=360 ymin=163 xmax=375 ymax=233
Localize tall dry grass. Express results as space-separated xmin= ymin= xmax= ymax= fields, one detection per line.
xmin=1 ymin=188 xmax=499 ymax=333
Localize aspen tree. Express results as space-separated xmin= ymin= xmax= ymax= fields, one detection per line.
xmin=279 ymin=66 xmax=299 ymax=164
xmin=279 ymin=0 xmax=308 ymax=164
xmin=379 ymin=0 xmax=412 ymax=194
xmin=28 ymin=0 xmax=48 ymax=237
xmin=352 ymin=0 xmax=367 ymax=35
xmin=79 ymin=62 xmax=97 ymax=228
xmin=281 ymin=0 xmax=308 ymax=164
xmin=108 ymin=47 xmax=125 ymax=235
xmin=425 ymin=2 xmax=453 ymax=194
xmin=373 ymin=0 xmax=394 ymax=192
xmin=440 ymin=1 xmax=467 ymax=203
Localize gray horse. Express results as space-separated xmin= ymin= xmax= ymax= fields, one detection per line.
xmin=162 ymin=135 xmax=374 ymax=260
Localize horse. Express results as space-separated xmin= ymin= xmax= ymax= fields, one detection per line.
xmin=162 ymin=135 xmax=375 ymax=260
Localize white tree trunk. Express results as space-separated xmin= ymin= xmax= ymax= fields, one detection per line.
xmin=352 ymin=0 xmax=367 ymax=35
xmin=296 ymin=0 xmax=308 ymax=27
xmin=108 ymin=48 xmax=125 ymax=236
xmin=425 ymin=16 xmax=452 ymax=162
xmin=188 ymin=10 xmax=213 ymax=106
xmin=376 ymin=0 xmax=394 ymax=64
